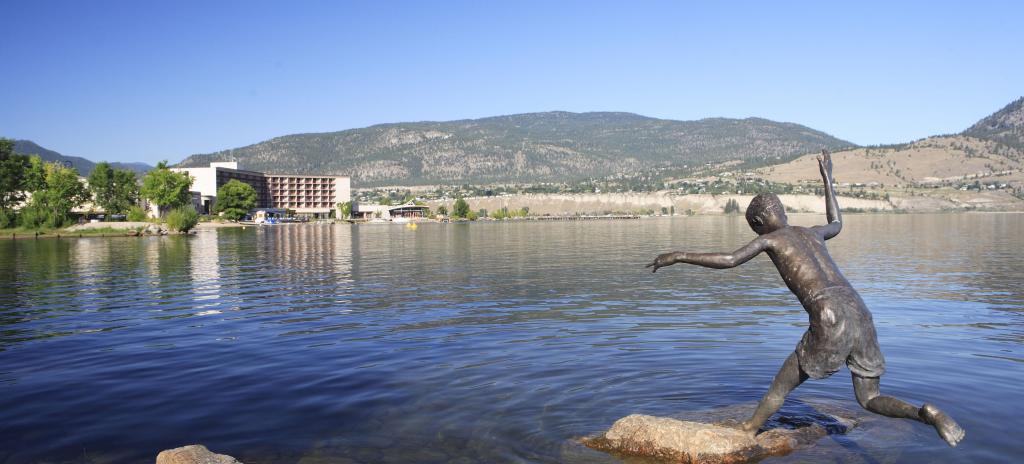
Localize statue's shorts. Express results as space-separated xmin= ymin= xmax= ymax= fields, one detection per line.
xmin=795 ymin=285 xmax=885 ymax=380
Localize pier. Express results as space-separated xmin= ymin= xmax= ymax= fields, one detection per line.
xmin=527 ymin=214 xmax=640 ymax=221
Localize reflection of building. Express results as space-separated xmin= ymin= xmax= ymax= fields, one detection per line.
xmin=172 ymin=162 xmax=351 ymax=218
xmin=352 ymin=202 xmax=429 ymax=220
xmin=258 ymin=224 xmax=354 ymax=286
xmin=189 ymin=228 xmax=221 ymax=308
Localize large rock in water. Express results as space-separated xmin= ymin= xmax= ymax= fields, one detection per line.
xmin=582 ymin=413 xmax=842 ymax=463
xmin=156 ymin=445 xmax=242 ymax=464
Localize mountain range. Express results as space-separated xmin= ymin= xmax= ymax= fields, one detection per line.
xmin=176 ymin=112 xmax=856 ymax=185
xmin=11 ymin=140 xmax=152 ymax=176
xmin=11 ymin=97 xmax=1023 ymax=188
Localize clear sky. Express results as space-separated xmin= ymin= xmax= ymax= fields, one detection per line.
xmin=1 ymin=0 xmax=1021 ymax=165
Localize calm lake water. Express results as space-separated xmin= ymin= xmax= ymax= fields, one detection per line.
xmin=1 ymin=214 xmax=1022 ymax=463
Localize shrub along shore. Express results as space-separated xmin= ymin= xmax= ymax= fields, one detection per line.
xmin=0 ymin=218 xmax=243 ymax=240
xmin=1 ymin=224 xmax=167 ymax=239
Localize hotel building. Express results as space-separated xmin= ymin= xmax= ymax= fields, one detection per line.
xmin=171 ymin=162 xmax=351 ymax=218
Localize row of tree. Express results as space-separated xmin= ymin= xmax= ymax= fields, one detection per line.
xmin=0 ymin=138 xmax=229 ymax=229
xmin=1 ymin=139 xmax=94 ymax=228
xmin=434 ymin=199 xmax=530 ymax=220
xmin=489 ymin=206 xmax=530 ymax=220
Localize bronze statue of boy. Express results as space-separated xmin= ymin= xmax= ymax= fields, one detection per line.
xmin=647 ymin=151 xmax=964 ymax=447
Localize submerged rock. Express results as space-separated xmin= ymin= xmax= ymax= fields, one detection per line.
xmin=156 ymin=445 xmax=241 ymax=464
xmin=582 ymin=410 xmax=850 ymax=463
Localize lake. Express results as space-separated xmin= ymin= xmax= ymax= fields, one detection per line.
xmin=1 ymin=214 xmax=1021 ymax=463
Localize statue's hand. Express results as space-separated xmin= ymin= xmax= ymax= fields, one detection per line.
xmin=817 ymin=149 xmax=833 ymax=174
xmin=646 ymin=252 xmax=680 ymax=273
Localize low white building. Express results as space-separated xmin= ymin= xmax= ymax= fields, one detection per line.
xmin=353 ymin=202 xmax=430 ymax=220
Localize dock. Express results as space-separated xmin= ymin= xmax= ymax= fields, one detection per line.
xmin=527 ymin=214 xmax=640 ymax=221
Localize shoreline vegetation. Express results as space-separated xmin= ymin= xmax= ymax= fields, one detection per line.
xmin=4 ymin=206 xmax=1020 ymax=240
xmin=424 ymin=190 xmax=1024 ymax=218
xmin=0 ymin=221 xmax=246 ymax=240
xmin=3 ymin=186 xmax=1021 ymax=241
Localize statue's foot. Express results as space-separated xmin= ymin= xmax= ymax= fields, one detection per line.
xmin=920 ymin=403 xmax=965 ymax=447
xmin=738 ymin=421 xmax=759 ymax=439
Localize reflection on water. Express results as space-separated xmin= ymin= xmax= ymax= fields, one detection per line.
xmin=0 ymin=214 xmax=1022 ymax=463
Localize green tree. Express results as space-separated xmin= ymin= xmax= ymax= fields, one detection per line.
xmin=0 ymin=139 xmax=39 ymax=212
xmin=337 ymin=201 xmax=352 ymax=219
xmin=723 ymin=198 xmax=741 ymax=214
xmin=141 ymin=161 xmax=192 ymax=217
xmin=214 ymin=179 xmax=257 ymax=220
xmin=0 ymin=139 xmax=47 ymax=226
xmin=111 ymin=169 xmax=139 ymax=213
xmin=452 ymin=198 xmax=470 ymax=218
xmin=20 ymin=162 xmax=89 ymax=228
xmin=87 ymin=162 xmax=114 ymax=209
xmin=437 ymin=205 xmax=448 ymax=216
xmin=88 ymin=162 xmax=139 ymax=216
xmin=23 ymin=156 xmax=47 ymax=192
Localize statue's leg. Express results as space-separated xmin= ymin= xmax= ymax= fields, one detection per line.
xmin=852 ymin=374 xmax=965 ymax=447
xmin=741 ymin=352 xmax=807 ymax=436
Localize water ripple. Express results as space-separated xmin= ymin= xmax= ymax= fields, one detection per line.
xmin=0 ymin=216 xmax=1022 ymax=463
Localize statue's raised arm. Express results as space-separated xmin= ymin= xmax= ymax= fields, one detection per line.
xmin=812 ymin=149 xmax=842 ymax=240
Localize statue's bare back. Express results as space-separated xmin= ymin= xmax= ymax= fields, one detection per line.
xmin=762 ymin=226 xmax=852 ymax=299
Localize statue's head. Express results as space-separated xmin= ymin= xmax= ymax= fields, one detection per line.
xmin=746 ymin=193 xmax=788 ymax=234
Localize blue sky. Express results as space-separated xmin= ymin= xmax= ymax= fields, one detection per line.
xmin=1 ymin=0 xmax=1021 ymax=165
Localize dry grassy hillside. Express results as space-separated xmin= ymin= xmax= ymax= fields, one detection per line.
xmin=755 ymin=136 xmax=1024 ymax=186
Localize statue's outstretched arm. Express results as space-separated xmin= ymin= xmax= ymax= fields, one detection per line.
xmin=647 ymin=238 xmax=767 ymax=272
xmin=812 ymin=149 xmax=842 ymax=240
